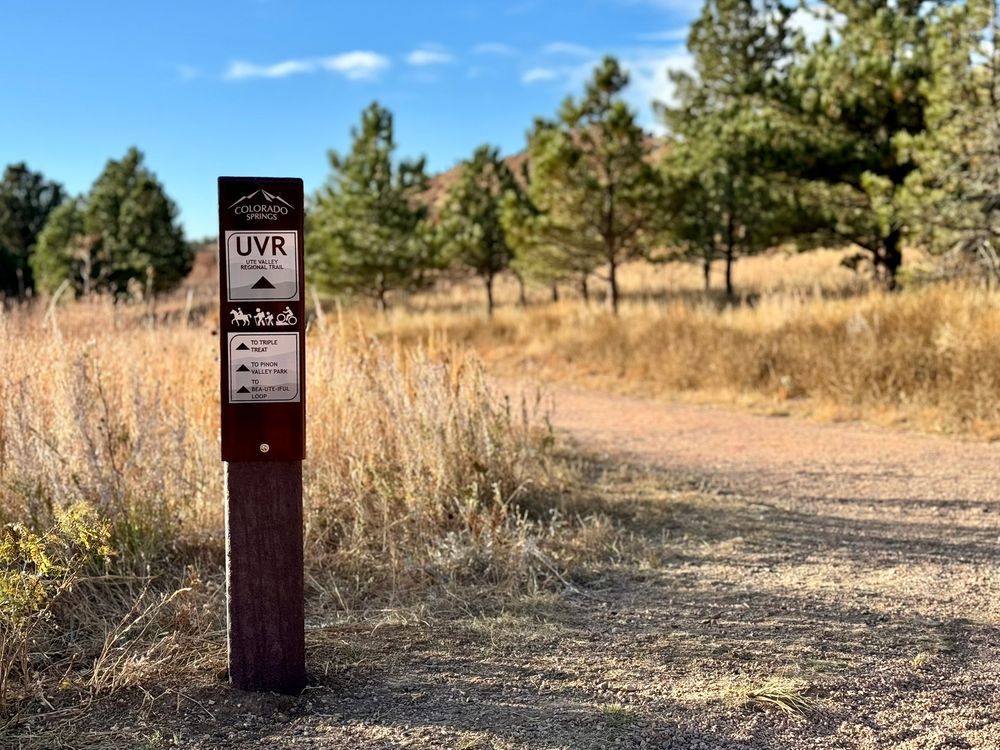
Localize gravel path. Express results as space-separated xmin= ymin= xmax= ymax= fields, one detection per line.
xmin=535 ymin=385 xmax=1000 ymax=749
xmin=548 ymin=385 xmax=1000 ymax=506
xmin=42 ymin=386 xmax=1000 ymax=749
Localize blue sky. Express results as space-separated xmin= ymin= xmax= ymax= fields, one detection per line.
xmin=2 ymin=1 xmax=702 ymax=239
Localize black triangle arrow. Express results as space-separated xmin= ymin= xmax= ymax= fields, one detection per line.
xmin=237 ymin=386 xmax=250 ymax=394
xmin=251 ymin=276 xmax=276 ymax=289
xmin=236 ymin=364 xmax=250 ymax=372
xmin=236 ymin=342 xmax=250 ymax=350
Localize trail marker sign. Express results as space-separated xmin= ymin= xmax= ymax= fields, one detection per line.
xmin=218 ymin=177 xmax=305 ymax=462
xmin=218 ymin=176 xmax=306 ymax=695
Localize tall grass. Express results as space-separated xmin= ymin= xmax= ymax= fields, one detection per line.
xmin=378 ymin=281 xmax=1000 ymax=435
xmin=417 ymin=248 xmax=876 ymax=313
xmin=0 ymin=300 xmax=581 ymax=715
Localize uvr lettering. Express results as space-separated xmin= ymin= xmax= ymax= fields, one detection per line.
xmin=234 ymin=235 xmax=288 ymax=256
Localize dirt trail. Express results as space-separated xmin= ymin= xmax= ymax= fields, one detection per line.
xmin=48 ymin=386 xmax=1000 ymax=750
xmin=536 ymin=385 xmax=1000 ymax=747
xmin=547 ymin=385 xmax=1000 ymax=506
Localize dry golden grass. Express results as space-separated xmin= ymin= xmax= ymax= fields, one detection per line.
xmin=372 ymin=257 xmax=1000 ymax=436
xmin=420 ymin=248 xmax=879 ymax=313
xmin=0 ymin=299 xmax=611 ymax=717
xmin=675 ymin=673 xmax=818 ymax=718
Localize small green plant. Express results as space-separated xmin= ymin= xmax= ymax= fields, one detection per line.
xmin=0 ymin=502 xmax=112 ymax=713
xmin=601 ymin=702 xmax=634 ymax=728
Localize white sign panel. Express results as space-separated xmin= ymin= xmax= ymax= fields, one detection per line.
xmin=228 ymin=333 xmax=300 ymax=403
xmin=225 ymin=231 xmax=299 ymax=301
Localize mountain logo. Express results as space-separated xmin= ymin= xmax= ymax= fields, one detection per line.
xmin=228 ymin=189 xmax=294 ymax=221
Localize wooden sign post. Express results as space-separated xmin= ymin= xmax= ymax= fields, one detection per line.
xmin=218 ymin=176 xmax=306 ymax=693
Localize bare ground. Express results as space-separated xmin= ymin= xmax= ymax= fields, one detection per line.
xmin=10 ymin=386 xmax=1000 ymax=749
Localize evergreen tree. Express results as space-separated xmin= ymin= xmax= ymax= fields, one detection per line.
xmin=438 ymin=145 xmax=520 ymax=316
xmin=660 ymin=0 xmax=799 ymax=299
xmin=902 ymin=0 xmax=1000 ymax=279
xmin=0 ymin=163 xmax=64 ymax=298
xmin=307 ymin=102 xmax=437 ymax=310
xmin=516 ymin=57 xmax=664 ymax=314
xmin=31 ymin=148 xmax=191 ymax=297
xmin=500 ymin=145 xmax=595 ymax=302
xmin=32 ymin=199 xmax=89 ymax=295
xmin=661 ymin=116 xmax=795 ymax=298
xmin=781 ymin=0 xmax=939 ymax=288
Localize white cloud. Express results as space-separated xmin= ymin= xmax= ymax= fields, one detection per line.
xmin=788 ymin=6 xmax=837 ymax=44
xmin=320 ymin=51 xmax=391 ymax=80
xmin=620 ymin=48 xmax=694 ymax=132
xmin=225 ymin=51 xmax=389 ymax=81
xmin=517 ymin=42 xmax=693 ymax=132
xmin=522 ymin=67 xmax=559 ymax=83
xmin=543 ymin=42 xmax=597 ymax=57
xmin=224 ymin=59 xmax=314 ymax=80
xmin=406 ymin=48 xmax=454 ymax=66
xmin=474 ymin=42 xmax=517 ymax=56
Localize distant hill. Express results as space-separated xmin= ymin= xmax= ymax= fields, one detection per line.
xmin=184 ymin=240 xmax=218 ymax=291
xmin=420 ymin=149 xmax=530 ymax=215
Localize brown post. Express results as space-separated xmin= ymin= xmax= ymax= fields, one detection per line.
xmin=218 ymin=177 xmax=306 ymax=693
xmin=225 ymin=462 xmax=304 ymax=692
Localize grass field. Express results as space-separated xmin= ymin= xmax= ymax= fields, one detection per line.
xmin=365 ymin=249 xmax=1000 ymax=437
xmin=0 ymin=300 xmax=626 ymax=726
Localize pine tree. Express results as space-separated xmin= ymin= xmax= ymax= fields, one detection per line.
xmin=32 ymin=199 xmax=88 ymax=295
xmin=499 ymin=139 xmax=593 ymax=302
xmin=307 ymin=102 xmax=437 ymax=311
xmin=902 ymin=0 xmax=1000 ymax=279
xmin=516 ymin=57 xmax=664 ymax=314
xmin=438 ymin=145 xmax=521 ymax=316
xmin=782 ymin=0 xmax=939 ymax=288
xmin=659 ymin=0 xmax=799 ymax=299
xmin=31 ymin=148 xmax=191 ymax=297
xmin=0 ymin=163 xmax=64 ymax=298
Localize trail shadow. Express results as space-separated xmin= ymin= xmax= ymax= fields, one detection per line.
xmin=20 ymin=453 xmax=999 ymax=749
xmin=266 ymin=454 xmax=997 ymax=748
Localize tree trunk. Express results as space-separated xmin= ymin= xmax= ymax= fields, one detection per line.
xmin=15 ymin=267 xmax=25 ymax=301
xmin=881 ymin=228 xmax=903 ymax=291
xmin=376 ymin=288 xmax=388 ymax=312
xmin=82 ymin=251 xmax=92 ymax=297
xmin=484 ymin=273 xmax=495 ymax=317
xmin=608 ymin=260 xmax=619 ymax=315
xmin=580 ymin=273 xmax=589 ymax=304
xmin=724 ymin=175 xmax=736 ymax=302
xmin=722 ymin=218 xmax=735 ymax=302
xmin=513 ymin=271 xmax=527 ymax=308
xmin=702 ymin=257 xmax=711 ymax=291
xmin=724 ymin=248 xmax=734 ymax=300
xmin=550 ymin=284 xmax=559 ymax=303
